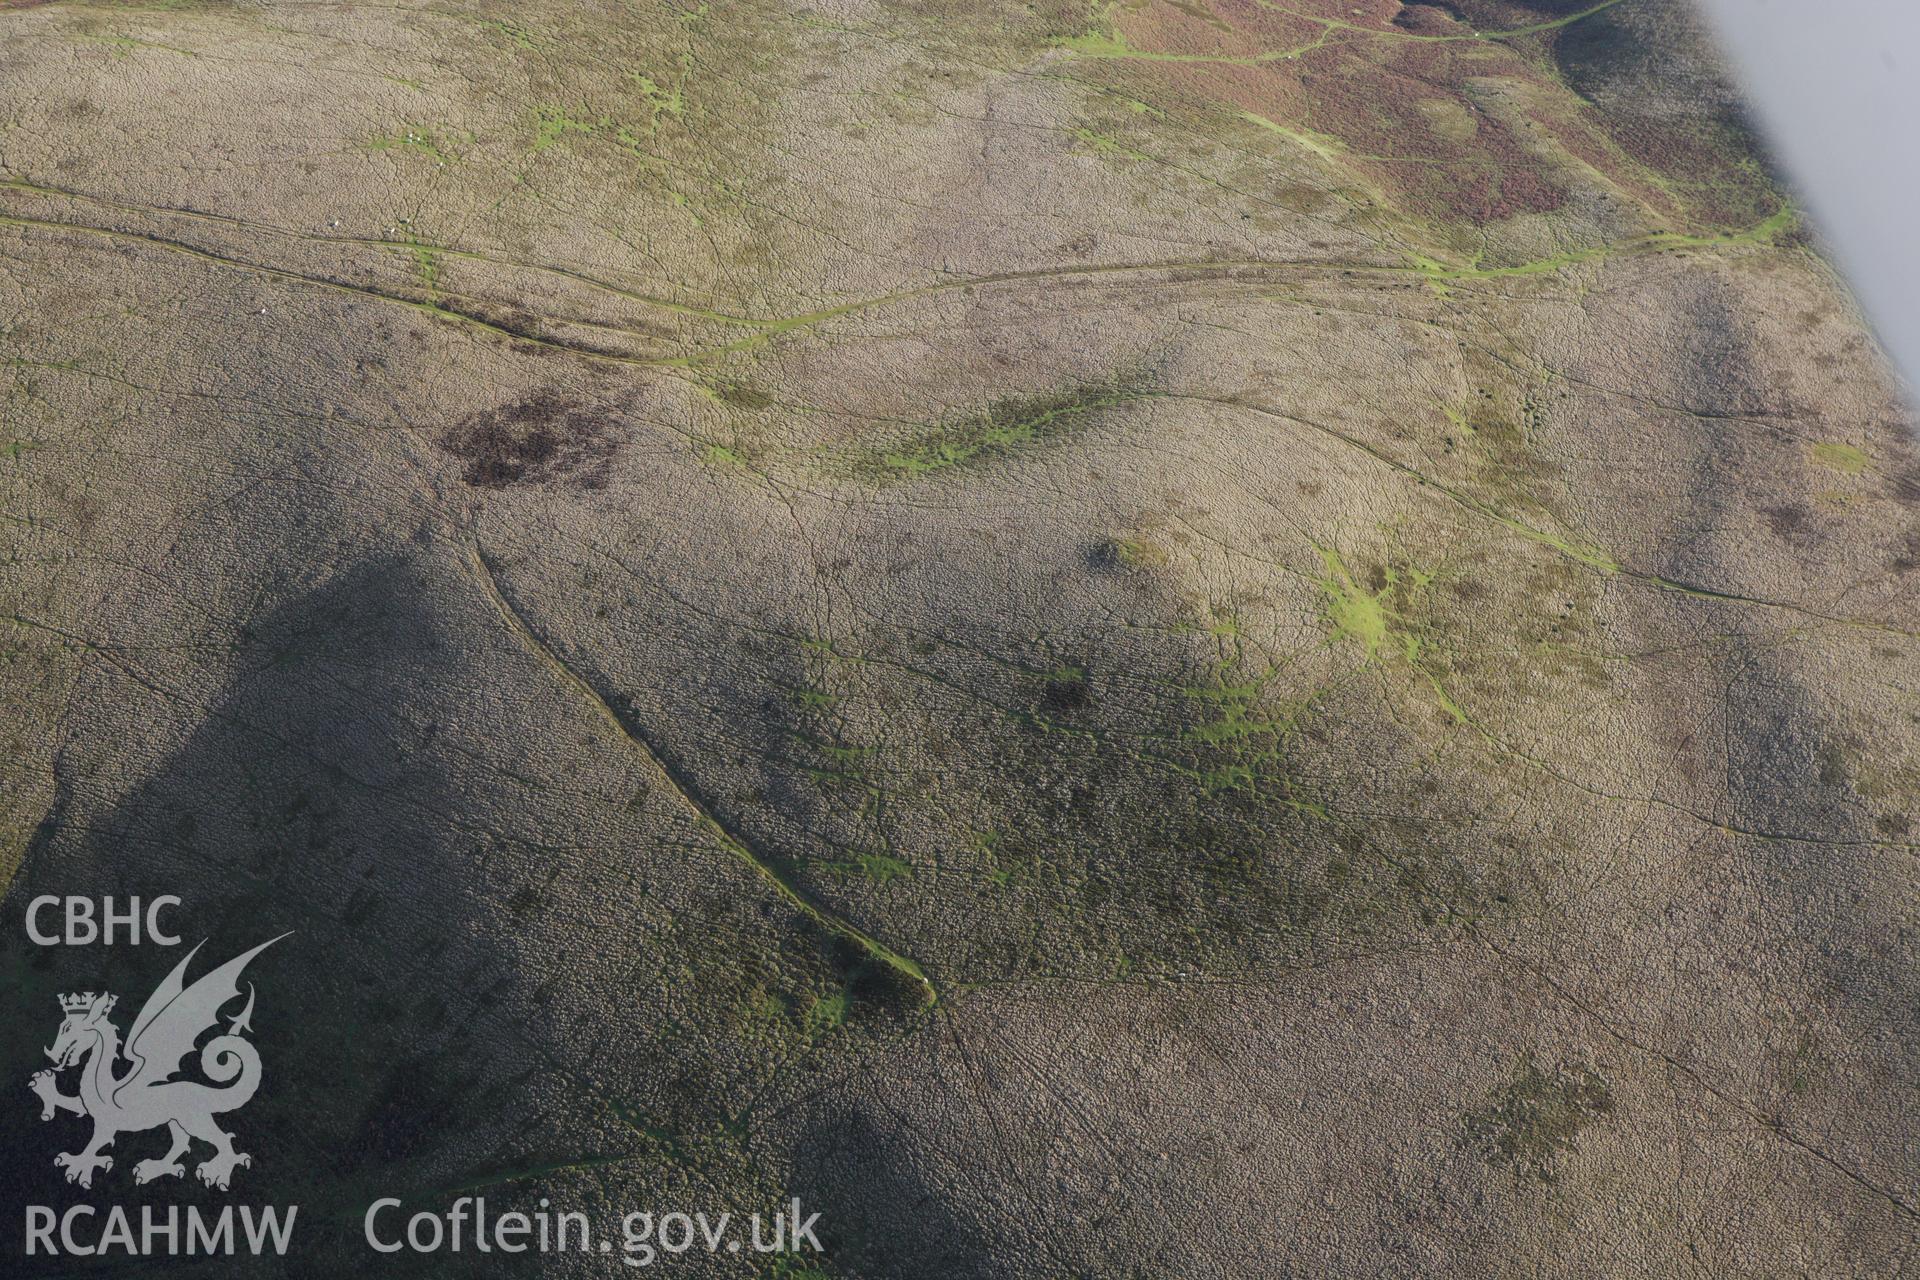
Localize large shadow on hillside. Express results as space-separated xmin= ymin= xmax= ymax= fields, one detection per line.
xmin=0 ymin=555 xmax=587 ymax=1276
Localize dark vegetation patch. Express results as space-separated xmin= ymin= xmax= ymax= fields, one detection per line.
xmin=1816 ymin=736 xmax=1859 ymax=790
xmin=843 ymin=952 xmax=934 ymax=1019
xmin=848 ymin=382 xmax=1147 ymax=482
xmin=1444 ymin=0 xmax=1594 ymax=22
xmin=739 ymin=501 xmax=1566 ymax=985
xmin=826 ymin=934 xmax=934 ymax=1023
xmin=351 ymin=1055 xmax=483 ymax=1167
xmin=1089 ymin=535 xmax=1169 ymax=571
xmin=907 ymin=633 xmax=1536 ymax=980
xmin=1463 ymin=1057 xmax=1614 ymax=1181
xmin=1886 ymin=467 xmax=1920 ymax=507
xmin=715 ymin=383 xmax=774 ymax=410
xmin=1066 ymin=3 xmax=1578 ymax=220
xmin=1073 ymin=0 xmax=1777 ymax=230
xmin=1891 ymin=527 xmax=1920 ymax=574
xmin=1041 ymin=671 xmax=1091 ymax=713
xmin=1761 ymin=502 xmax=1811 ymax=545
xmin=441 ymin=390 xmax=619 ymax=489
xmin=1391 ymin=4 xmax=1463 ymax=34
xmin=1299 ymin=40 xmax=1572 ymax=223
xmin=1548 ymin=5 xmax=1776 ymax=227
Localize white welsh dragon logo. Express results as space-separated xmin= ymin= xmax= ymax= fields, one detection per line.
xmin=28 ymin=935 xmax=288 ymax=1191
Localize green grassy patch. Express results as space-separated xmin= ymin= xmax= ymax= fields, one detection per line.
xmin=851 ymin=383 xmax=1146 ymax=482
xmin=480 ymin=17 xmax=542 ymax=50
xmin=532 ymin=106 xmax=606 ymax=153
xmin=1315 ymin=547 xmax=1466 ymax=722
xmin=700 ymin=441 xmax=749 ymax=466
xmin=629 ymin=67 xmax=687 ymax=133
xmin=804 ymin=989 xmax=850 ymax=1035
xmin=1317 ymin=548 xmax=1392 ymax=659
xmin=855 ymin=852 xmax=910 ymax=883
xmin=365 ymin=126 xmax=455 ymax=165
xmin=1107 ymin=536 xmax=1167 ymax=568
xmin=1810 ymin=441 xmax=1870 ymax=475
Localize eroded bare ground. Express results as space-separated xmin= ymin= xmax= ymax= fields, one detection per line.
xmin=1 ymin=0 xmax=1916 ymax=1273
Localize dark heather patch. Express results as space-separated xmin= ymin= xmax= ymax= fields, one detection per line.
xmin=1043 ymin=676 xmax=1091 ymax=713
xmin=1392 ymin=4 xmax=1465 ymax=34
xmin=1762 ymin=503 xmax=1811 ymax=544
xmin=716 ymin=383 xmax=774 ymax=410
xmin=1891 ymin=527 xmax=1920 ymax=574
xmin=442 ymin=391 xmax=619 ymax=489
xmin=1464 ymin=1058 xmax=1615 ymax=1182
